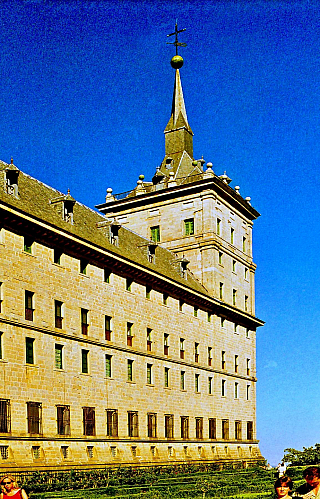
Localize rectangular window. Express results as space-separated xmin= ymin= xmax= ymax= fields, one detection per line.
xmin=247 ymin=421 xmax=253 ymax=440
xmin=27 ymin=402 xmax=42 ymax=434
xmin=232 ymin=260 xmax=236 ymax=272
xmin=81 ymin=308 xmax=89 ymax=335
xmin=163 ymin=293 xmax=168 ymax=305
xmin=55 ymin=300 xmax=63 ymax=329
xmin=195 ymin=373 xmax=200 ymax=392
xmin=0 ymin=446 xmax=8 ymax=460
xmin=208 ymin=347 xmax=212 ymax=366
xmin=80 ymin=259 xmax=88 ymax=275
xmin=83 ymin=407 xmax=95 ymax=436
xmin=179 ymin=299 xmax=184 ymax=312
xmin=195 ymin=342 xmax=199 ymax=363
xmin=54 ymin=249 xmax=62 ymax=265
xmin=147 ymin=363 xmax=152 ymax=384
xmin=105 ymin=354 xmax=112 ymax=377
xmin=0 ymin=399 xmax=11 ymax=433
xmin=230 ymin=228 xmax=234 ymax=244
xmin=234 ymin=355 xmax=238 ymax=373
xmin=165 ymin=414 xmax=174 ymax=438
xmin=25 ymin=291 xmax=34 ymax=321
xmin=221 ymin=317 xmax=225 ymax=328
xmin=246 ymin=328 xmax=250 ymax=338
xmin=106 ymin=409 xmax=118 ymax=437
xmin=164 ymin=367 xmax=169 ymax=388
xmin=207 ymin=312 xmax=211 ymax=322
xmin=26 ymin=337 xmax=34 ymax=364
xmin=194 ymin=306 xmax=198 ymax=317
xmin=233 ymin=289 xmax=237 ymax=306
xmin=104 ymin=268 xmax=111 ymax=283
xmin=222 ymin=379 xmax=226 ymax=397
xmin=105 ymin=315 xmax=112 ymax=341
xmin=164 ymin=333 xmax=169 ymax=355
xmin=247 ymin=359 xmax=250 ymax=376
xmin=184 ymin=218 xmax=194 ymax=236
xmin=180 ymin=338 xmax=185 ymax=359
xmin=235 ymin=382 xmax=239 ymax=399
xmin=146 ymin=328 xmax=152 ymax=351
xmin=217 ymin=218 xmax=221 ymax=235
xmin=0 ymin=282 xmax=2 ymax=313
xmin=219 ymin=282 xmax=223 ymax=300
xmin=235 ymin=421 xmax=242 ymax=440
xmin=55 ymin=344 xmax=63 ymax=369
xmin=146 ymin=286 xmax=151 ymax=299
xmin=24 ymin=236 xmax=33 ymax=254
xmin=218 ymin=252 xmax=223 ymax=265
xmin=127 ymin=359 xmax=133 ymax=381
xmin=150 ymin=225 xmax=160 ymax=243
xmin=61 ymin=446 xmax=69 ymax=459
xmin=0 ymin=332 xmax=3 ymax=359
xmin=243 ymin=237 xmax=246 ymax=252
xmin=126 ymin=278 xmax=133 ymax=291
xmin=147 ymin=413 xmax=157 ymax=438
xmin=81 ymin=349 xmax=89 ymax=374
xmin=196 ymin=417 xmax=203 ymax=439
xmin=87 ymin=445 xmax=94 ymax=458
xmin=128 ymin=411 xmax=139 ymax=437
xmin=181 ymin=416 xmax=189 ymax=439
xmin=246 ymin=384 xmax=250 ymax=400
xmin=209 ymin=418 xmax=216 ymax=439
xmin=127 ymin=322 xmax=133 ymax=347
xmin=208 ymin=377 xmax=212 ymax=395
xmin=234 ymin=323 xmax=238 ymax=334
xmin=244 ymin=267 xmax=248 ymax=279
xmin=221 ymin=351 xmax=225 ymax=370
xmin=180 ymin=371 xmax=185 ymax=390
xmin=57 ymin=405 xmax=70 ymax=435
xmin=32 ymin=446 xmax=40 ymax=459
xmin=245 ymin=295 xmax=248 ymax=311
xmin=222 ymin=419 xmax=229 ymax=440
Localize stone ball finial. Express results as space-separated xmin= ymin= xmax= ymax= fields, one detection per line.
xmin=192 ymin=160 xmax=198 ymax=166
xmin=171 ymin=55 xmax=184 ymax=69
xmin=245 ymin=196 xmax=251 ymax=205
xmin=206 ymin=162 xmax=213 ymax=169
xmin=169 ymin=171 xmax=175 ymax=177
xmin=106 ymin=187 xmax=113 ymax=194
xmin=139 ymin=174 xmax=145 ymax=181
xmin=235 ymin=185 xmax=240 ymax=194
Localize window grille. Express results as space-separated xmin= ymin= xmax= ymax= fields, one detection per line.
xmin=110 ymin=446 xmax=117 ymax=457
xmin=147 ymin=413 xmax=157 ymax=438
xmin=128 ymin=411 xmax=139 ymax=437
xmin=105 ymin=355 xmax=112 ymax=377
xmin=27 ymin=402 xmax=42 ymax=434
xmin=57 ymin=406 xmax=70 ymax=435
xmin=181 ymin=416 xmax=189 ymax=439
xmin=55 ymin=344 xmax=63 ymax=369
xmin=127 ymin=360 xmax=133 ymax=381
xmin=61 ymin=446 xmax=69 ymax=459
xmin=83 ymin=407 xmax=95 ymax=436
xmin=32 ymin=446 xmax=40 ymax=459
xmin=184 ymin=219 xmax=194 ymax=236
xmin=106 ymin=409 xmax=118 ymax=437
xmin=150 ymin=225 xmax=160 ymax=243
xmin=196 ymin=417 xmax=203 ymax=439
xmin=0 ymin=399 xmax=10 ymax=433
xmin=87 ymin=446 xmax=94 ymax=458
xmin=0 ymin=446 xmax=8 ymax=459
xmin=165 ymin=415 xmax=174 ymax=438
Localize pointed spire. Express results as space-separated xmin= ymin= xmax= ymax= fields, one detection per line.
xmin=169 ymin=69 xmax=191 ymax=132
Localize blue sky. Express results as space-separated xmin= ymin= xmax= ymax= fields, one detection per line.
xmin=1 ymin=0 xmax=320 ymax=466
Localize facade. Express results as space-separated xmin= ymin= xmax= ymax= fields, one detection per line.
xmin=0 ymin=57 xmax=263 ymax=471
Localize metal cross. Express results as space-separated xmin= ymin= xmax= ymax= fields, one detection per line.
xmin=166 ymin=22 xmax=187 ymax=56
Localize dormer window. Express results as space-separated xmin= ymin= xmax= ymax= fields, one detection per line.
xmin=63 ymin=200 xmax=74 ymax=223
xmin=180 ymin=257 xmax=189 ymax=279
xmin=148 ymin=243 xmax=157 ymax=263
xmin=5 ymin=166 xmax=19 ymax=197
xmin=110 ymin=223 xmax=120 ymax=246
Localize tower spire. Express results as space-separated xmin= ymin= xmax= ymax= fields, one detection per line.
xmin=158 ymin=23 xmax=195 ymax=179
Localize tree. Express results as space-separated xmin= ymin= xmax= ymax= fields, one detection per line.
xmin=284 ymin=444 xmax=320 ymax=465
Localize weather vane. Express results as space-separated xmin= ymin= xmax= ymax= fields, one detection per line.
xmin=167 ymin=22 xmax=186 ymax=69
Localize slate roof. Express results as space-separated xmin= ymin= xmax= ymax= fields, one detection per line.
xmin=0 ymin=160 xmax=208 ymax=296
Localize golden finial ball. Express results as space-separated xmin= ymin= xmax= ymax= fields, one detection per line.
xmin=170 ymin=55 xmax=184 ymax=69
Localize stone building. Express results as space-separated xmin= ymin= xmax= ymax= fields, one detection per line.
xmin=0 ymin=55 xmax=263 ymax=470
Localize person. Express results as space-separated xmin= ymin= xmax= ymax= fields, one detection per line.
xmin=274 ymin=476 xmax=293 ymax=499
xmin=277 ymin=462 xmax=287 ymax=478
xmin=295 ymin=467 xmax=320 ymax=498
xmin=0 ymin=475 xmax=28 ymax=499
